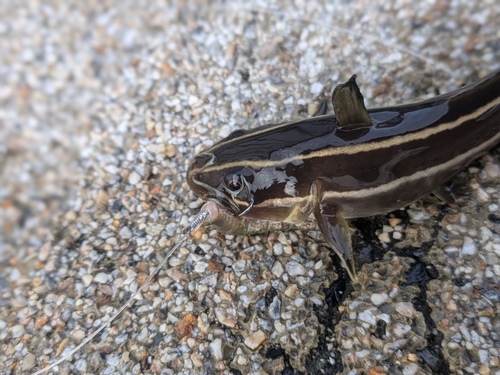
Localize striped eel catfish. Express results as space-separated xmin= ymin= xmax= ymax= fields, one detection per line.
xmin=187 ymin=71 xmax=500 ymax=281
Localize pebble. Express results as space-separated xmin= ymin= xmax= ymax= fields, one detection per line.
xmin=294 ymin=298 xmax=304 ymax=307
xmin=356 ymin=350 xmax=370 ymax=358
xmin=358 ymin=309 xmax=377 ymax=325
xmin=273 ymin=243 xmax=283 ymax=255
xmin=22 ymin=353 xmax=36 ymax=371
xmin=461 ymin=236 xmax=477 ymax=256
xmin=395 ymin=302 xmax=416 ymax=318
xmin=271 ymin=261 xmax=284 ymax=278
xmin=368 ymin=367 xmax=386 ymax=375
xmin=93 ymin=272 xmax=108 ymax=284
xmin=284 ymin=284 xmax=298 ymax=297
xmin=478 ymin=349 xmax=489 ymax=364
xmin=244 ymin=330 xmax=267 ymax=350
xmin=389 ymin=218 xmax=402 ymax=227
xmin=407 ymin=209 xmax=428 ymax=221
xmin=137 ymin=327 xmax=149 ymax=342
xmin=233 ymin=259 xmax=246 ymax=273
xmin=370 ymin=293 xmax=389 ymax=306
xmin=484 ymin=162 xmax=500 ymax=178
xmin=119 ymin=226 xmax=133 ymax=239
xmin=128 ymin=171 xmax=141 ymax=185
xmin=393 ymin=323 xmax=411 ymax=337
xmin=215 ymin=308 xmax=237 ymax=328
xmin=197 ymin=313 xmax=210 ymax=334
xmin=268 ymin=296 xmax=281 ymax=320
xmin=378 ymin=232 xmax=391 ymax=243
xmin=38 ymin=241 xmax=52 ymax=261
xmin=194 ymin=261 xmax=208 ymax=273
xmin=165 ymin=145 xmax=176 ymax=158
xmin=190 ymin=353 xmax=203 ymax=368
xmin=459 ymin=324 xmax=472 ymax=342
xmin=10 ymin=325 xmax=25 ymax=338
xmin=9 ymin=268 xmax=21 ymax=281
xmin=71 ymin=330 xmax=86 ymax=341
xmin=218 ymin=125 xmax=231 ymax=138
xmin=210 ymin=339 xmax=223 ymax=360
xmin=166 ymin=269 xmax=187 ymax=282
xmin=285 ymin=261 xmax=306 ymax=276
xmin=402 ymin=362 xmax=419 ymax=375
xmin=310 ymin=82 xmax=323 ymax=95
xmin=476 ymin=188 xmax=490 ymax=202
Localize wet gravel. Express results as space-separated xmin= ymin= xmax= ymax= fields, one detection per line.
xmin=1 ymin=1 xmax=500 ymax=375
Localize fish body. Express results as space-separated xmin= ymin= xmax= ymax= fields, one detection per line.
xmin=187 ymin=71 xmax=500 ymax=280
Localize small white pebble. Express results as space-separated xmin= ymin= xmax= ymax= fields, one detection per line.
xmin=484 ymin=162 xmax=500 ymax=178
xmin=94 ymin=272 xmax=108 ymax=284
xmin=407 ymin=209 xmax=428 ymax=221
xmin=461 ymin=237 xmax=477 ymax=256
xmin=119 ymin=226 xmax=133 ymax=239
xmin=294 ymin=298 xmax=304 ymax=307
xmin=274 ymin=321 xmax=286 ymax=333
xmin=356 ymin=349 xmax=370 ymax=359
xmin=138 ymin=327 xmax=150 ymax=342
xmin=478 ymin=349 xmax=489 ymax=364
xmin=358 ymin=309 xmax=376 ymax=325
xmin=128 ymin=171 xmax=141 ymax=185
xmin=218 ymin=125 xmax=230 ymax=138
xmin=310 ymin=295 xmax=323 ymax=305
xmin=271 ymin=261 xmax=284 ymax=278
xmin=310 ymin=82 xmax=323 ymax=95
xmin=82 ymin=274 xmax=93 ymax=287
xmin=10 ymin=325 xmax=25 ymax=338
xmin=273 ymin=243 xmax=283 ymax=255
xmin=210 ymin=338 xmax=223 ymax=360
xmin=285 ymin=261 xmax=306 ymax=276
xmin=370 ymin=293 xmax=389 ymax=306
xmin=402 ymin=362 xmax=419 ymax=375
xmin=194 ymin=262 xmax=208 ymax=273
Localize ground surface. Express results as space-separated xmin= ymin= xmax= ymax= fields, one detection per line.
xmin=1 ymin=1 xmax=500 ymax=374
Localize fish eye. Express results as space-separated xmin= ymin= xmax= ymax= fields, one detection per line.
xmin=224 ymin=173 xmax=244 ymax=192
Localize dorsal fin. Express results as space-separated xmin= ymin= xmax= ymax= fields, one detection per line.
xmin=332 ymin=74 xmax=371 ymax=127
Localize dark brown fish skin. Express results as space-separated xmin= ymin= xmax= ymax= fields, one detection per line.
xmin=187 ymin=71 xmax=500 ymax=281
xmin=188 ymin=70 xmax=500 ymax=221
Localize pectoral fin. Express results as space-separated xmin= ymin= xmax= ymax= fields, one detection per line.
xmin=313 ymin=195 xmax=357 ymax=282
xmin=332 ymin=74 xmax=371 ymax=127
xmin=432 ymin=181 xmax=470 ymax=204
xmin=432 ymin=185 xmax=457 ymax=204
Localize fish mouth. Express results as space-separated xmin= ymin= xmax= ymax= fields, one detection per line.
xmin=207 ymin=190 xmax=240 ymax=216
